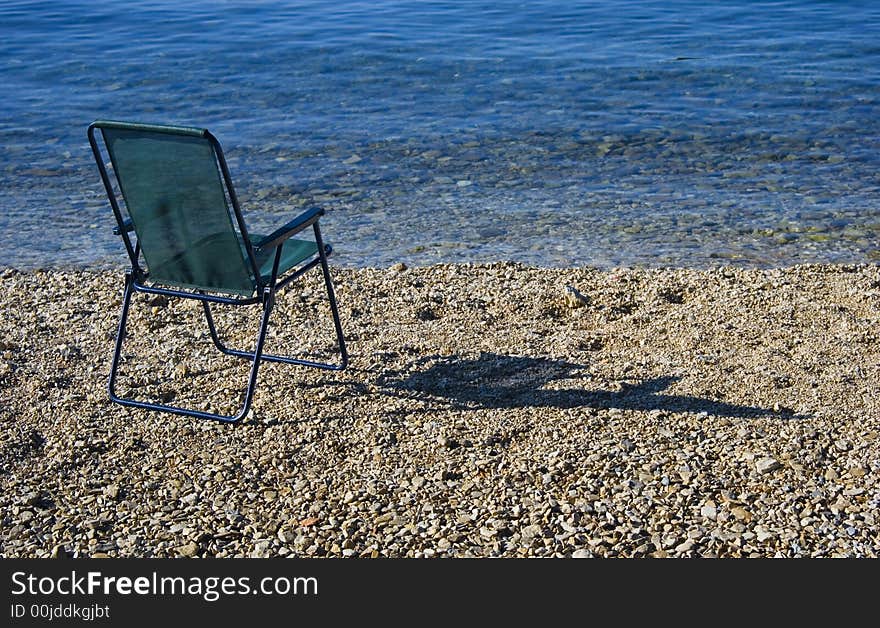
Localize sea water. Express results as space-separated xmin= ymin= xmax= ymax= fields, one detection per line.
xmin=1 ymin=0 xmax=878 ymax=269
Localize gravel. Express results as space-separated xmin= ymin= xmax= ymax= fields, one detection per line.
xmin=0 ymin=262 xmax=878 ymax=558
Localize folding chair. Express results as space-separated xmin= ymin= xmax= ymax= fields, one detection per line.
xmin=88 ymin=120 xmax=348 ymax=423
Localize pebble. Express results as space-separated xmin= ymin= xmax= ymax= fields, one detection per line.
xmin=51 ymin=544 xmax=70 ymax=559
xmin=521 ymin=525 xmax=543 ymax=541
xmin=563 ymin=285 xmax=590 ymax=308
xmin=754 ymin=527 xmax=775 ymax=542
xmin=440 ymin=436 xmax=459 ymax=449
xmin=731 ymin=507 xmax=752 ymax=522
xmin=756 ymin=457 xmax=782 ymax=474
xmin=278 ymin=528 xmax=297 ymax=544
xmin=675 ymin=539 xmax=695 ymax=553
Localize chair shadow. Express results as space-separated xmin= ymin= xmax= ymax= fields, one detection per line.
xmin=377 ymin=352 xmax=802 ymax=419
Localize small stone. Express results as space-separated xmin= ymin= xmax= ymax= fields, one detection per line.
xmin=440 ymin=436 xmax=459 ymax=449
xmin=520 ymin=524 xmax=542 ymax=541
xmin=343 ymin=154 xmax=362 ymax=165
xmin=277 ymin=528 xmax=297 ymax=544
xmin=756 ymin=457 xmax=781 ymax=474
xmin=177 ymin=542 xmax=199 ymax=558
xmin=251 ymin=541 xmax=272 ymax=558
xmin=772 ymin=402 xmax=795 ymax=415
xmin=104 ymin=485 xmax=120 ymax=500
xmin=299 ymin=516 xmax=320 ymax=527
xmin=830 ymin=498 xmax=850 ymax=515
xmin=374 ymin=513 xmax=394 ymax=525
xmin=415 ymin=308 xmax=438 ymax=321
xmin=700 ymin=504 xmax=717 ymax=520
xmin=755 ymin=527 xmax=775 ymax=542
xmin=390 ymin=262 xmax=407 ymax=272
xmin=572 ymin=549 xmax=592 ymax=558
xmin=834 ymin=440 xmax=852 ymax=452
xmin=824 ymin=468 xmax=839 ymax=481
xmin=181 ymin=492 xmax=198 ymax=505
xmin=731 ymin=506 xmax=752 ymax=522
xmin=51 ymin=544 xmax=70 ymax=559
xmin=563 ymin=285 xmax=590 ymax=308
xmin=675 ymin=539 xmax=695 ymax=553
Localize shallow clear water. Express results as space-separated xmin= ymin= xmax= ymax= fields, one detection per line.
xmin=1 ymin=0 xmax=879 ymax=269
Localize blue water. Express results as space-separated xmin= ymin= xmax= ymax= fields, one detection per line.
xmin=1 ymin=0 xmax=879 ymax=269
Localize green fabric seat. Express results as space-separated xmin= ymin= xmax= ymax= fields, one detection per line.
xmin=88 ymin=119 xmax=348 ymax=423
xmin=252 ymin=237 xmax=319 ymax=285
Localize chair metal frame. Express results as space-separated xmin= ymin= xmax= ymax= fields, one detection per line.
xmin=88 ymin=120 xmax=348 ymax=423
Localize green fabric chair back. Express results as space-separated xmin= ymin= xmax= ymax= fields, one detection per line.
xmin=100 ymin=126 xmax=257 ymax=296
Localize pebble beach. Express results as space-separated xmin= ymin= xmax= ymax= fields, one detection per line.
xmin=1 ymin=262 xmax=878 ymax=558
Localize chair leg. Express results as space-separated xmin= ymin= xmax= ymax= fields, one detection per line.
xmin=314 ymin=223 xmax=349 ymax=370
xmin=203 ymin=238 xmax=348 ymax=371
xmin=108 ymin=272 xmax=274 ymax=423
xmin=107 ymin=270 xmax=135 ymax=404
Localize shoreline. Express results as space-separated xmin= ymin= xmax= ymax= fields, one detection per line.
xmin=1 ymin=262 xmax=878 ymax=557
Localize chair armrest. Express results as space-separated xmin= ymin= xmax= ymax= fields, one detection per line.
xmin=113 ymin=217 xmax=134 ymax=235
xmin=254 ymin=206 xmax=325 ymax=251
